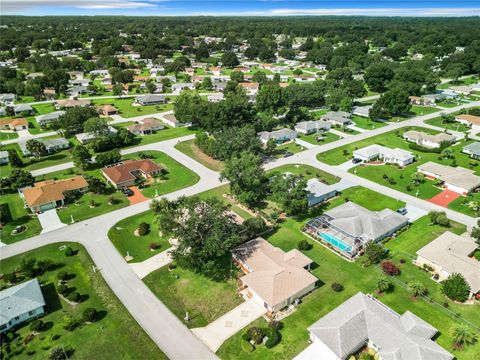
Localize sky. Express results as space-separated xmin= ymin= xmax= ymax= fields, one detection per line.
xmin=2 ymin=0 xmax=480 ymax=17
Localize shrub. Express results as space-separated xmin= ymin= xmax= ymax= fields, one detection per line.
xmin=56 ymin=271 xmax=68 ymax=281
xmin=3 ymin=272 xmax=17 ymax=284
xmin=408 ymin=280 xmax=428 ymax=298
xmin=137 ymin=222 xmax=150 ymax=236
xmin=246 ymin=327 xmax=264 ymax=344
xmin=241 ymin=340 xmax=255 ymax=352
xmin=331 ymin=282 xmax=344 ymax=292
xmin=57 ymin=284 xmax=68 ymax=295
xmin=62 ymin=315 xmax=77 ymax=331
xmin=297 ymin=239 xmax=313 ymax=251
xmin=474 ymin=251 xmax=480 ymax=261
xmin=268 ymin=320 xmax=283 ymax=331
xmin=64 ymin=246 xmax=75 ymax=257
xmin=149 ymin=243 xmax=160 ymax=250
xmin=381 ymin=261 xmax=400 ymax=276
xmin=399 ymin=258 xmax=406 ymax=264
xmin=264 ymin=328 xmax=281 ymax=348
xmin=49 ymin=347 xmax=64 ymax=360
xmin=82 ymin=308 xmax=97 ymax=323
xmin=67 ymin=291 xmax=80 ymax=303
xmin=29 ymin=320 xmax=43 ymax=332
xmin=364 ymin=242 xmax=385 ymax=265
xmin=441 ymin=273 xmax=471 ymax=302
xmin=428 ymin=211 xmax=450 ymax=227
xmin=241 ymin=332 xmax=251 ymax=342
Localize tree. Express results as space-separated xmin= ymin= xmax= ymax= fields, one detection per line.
xmin=3 ymin=169 xmax=35 ymax=191
xmin=220 ymin=152 xmax=267 ymax=207
xmin=451 ymin=324 xmax=478 ymax=349
xmin=49 ymin=347 xmax=66 ymax=360
xmin=82 ymin=308 xmax=98 ymax=323
xmin=364 ymin=63 xmax=395 ymax=92
xmin=52 ymin=106 xmax=98 ymax=136
xmin=369 ymin=88 xmax=411 ymax=120
xmin=256 ymin=84 xmax=284 ymax=113
xmin=113 ymin=84 xmax=124 ymax=96
xmin=26 ymin=139 xmax=47 ymax=159
xmin=269 ymin=174 xmax=308 ymax=215
xmin=201 ymin=76 xmax=213 ymax=90
xmin=429 ymin=211 xmax=450 ymax=227
xmin=146 ymin=81 xmax=156 ymax=94
xmin=174 ymin=90 xmax=207 ymax=126
xmin=284 ymin=106 xmax=311 ymax=128
xmin=7 ymin=149 xmax=23 ymax=168
xmin=230 ymin=71 xmax=244 ymax=83
xmin=375 ymin=277 xmax=392 ymax=293
xmin=83 ymin=117 xmax=108 ymax=136
xmin=265 ymin=138 xmax=277 ymax=155
xmin=242 ymin=217 xmax=267 ymax=238
xmin=151 ymin=196 xmax=242 ymax=280
xmin=95 ymin=149 xmax=121 ymax=167
xmin=86 ymin=176 xmax=107 ymax=195
xmin=364 ymin=242 xmax=386 ymax=265
xmin=220 ymin=51 xmax=239 ymax=68
xmin=441 ymin=273 xmax=471 ymax=302
xmin=408 ymin=280 xmax=427 ymax=298
xmin=72 ymin=145 xmax=92 ymax=170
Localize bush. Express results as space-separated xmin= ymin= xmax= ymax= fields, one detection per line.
xmin=441 ymin=273 xmax=471 ymax=302
xmin=364 ymin=242 xmax=385 ymax=265
xmin=149 ymin=243 xmax=160 ymax=250
xmin=381 ymin=261 xmax=400 ymax=276
xmin=137 ymin=222 xmax=150 ymax=236
xmin=331 ymin=282 xmax=344 ymax=292
xmin=57 ymin=284 xmax=68 ymax=295
xmin=429 ymin=211 xmax=450 ymax=227
xmin=82 ymin=308 xmax=97 ymax=323
xmin=29 ymin=320 xmax=43 ymax=332
xmin=242 ymin=217 xmax=267 ymax=238
xmin=246 ymin=327 xmax=264 ymax=345
xmin=56 ymin=271 xmax=68 ymax=281
xmin=64 ymin=246 xmax=75 ymax=257
xmin=297 ymin=239 xmax=313 ymax=251
xmin=49 ymin=347 xmax=64 ymax=360
xmin=474 ymin=251 xmax=480 ymax=261
xmin=67 ymin=291 xmax=80 ymax=303
xmin=268 ymin=320 xmax=283 ymax=331
xmin=264 ymin=328 xmax=281 ymax=348
xmin=241 ymin=340 xmax=255 ymax=352
xmin=3 ymin=272 xmax=17 ymax=284
xmin=62 ymin=315 xmax=77 ymax=331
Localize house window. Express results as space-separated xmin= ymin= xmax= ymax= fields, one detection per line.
xmin=28 ymin=310 xmax=35 ymax=316
xmin=14 ymin=316 xmax=19 ymax=320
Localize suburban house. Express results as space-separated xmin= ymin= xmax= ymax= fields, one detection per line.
xmin=403 ymin=130 xmax=456 ymax=148
xmin=416 ymin=231 xmax=480 ymax=300
xmin=55 ymin=99 xmax=91 ymax=110
xmin=11 ymin=104 xmax=34 ymax=116
xmin=409 ymin=96 xmax=435 ymax=106
xmin=417 ymin=161 xmax=480 ymax=195
xmin=351 ymin=105 xmax=372 ymax=118
xmin=353 ymin=144 xmax=415 ymax=167
xmin=232 ymin=237 xmax=317 ymax=315
xmin=295 ymin=292 xmax=453 ymax=360
xmin=96 ymin=104 xmax=119 ymax=116
xmin=450 ymin=85 xmax=472 ymax=95
xmin=305 ymin=202 xmax=408 ymax=259
xmin=455 ymin=114 xmax=480 ymax=131
xmin=19 ymin=138 xmax=70 ymax=157
xmin=462 ymin=142 xmax=480 ymax=159
xmin=0 ymin=118 xmax=28 ymax=131
xmin=207 ymin=93 xmax=224 ymax=103
xmin=20 ymin=176 xmax=89 ymax=213
xmin=295 ymin=119 xmax=331 ymax=134
xmin=258 ymin=128 xmax=297 ymax=145
xmin=90 ymin=69 xmax=109 ymax=77
xmin=35 ymin=111 xmax=65 ymax=127
xmin=75 ymin=126 xmax=117 ymax=145
xmin=67 ymin=85 xmax=88 ymax=97
xmin=101 ymin=159 xmax=162 ymax=188
xmin=0 ymin=150 xmax=9 ymax=165
xmin=436 ymin=89 xmax=458 ymax=99
xmin=0 ymin=93 xmax=15 ymax=105
xmin=0 ymin=279 xmax=46 ymax=334
xmin=127 ymin=117 xmax=164 ymax=135
xmin=322 ymin=111 xmax=352 ymax=126
xmin=161 ymin=114 xmax=190 ymax=128
xmin=171 ymin=83 xmax=195 ymax=94
xmin=135 ymin=94 xmax=166 ymax=106
xmin=306 ymin=178 xmax=338 ymax=207
xmin=239 ymin=82 xmax=260 ymax=95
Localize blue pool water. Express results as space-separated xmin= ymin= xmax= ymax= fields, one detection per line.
xmin=319 ymin=232 xmax=353 ymax=253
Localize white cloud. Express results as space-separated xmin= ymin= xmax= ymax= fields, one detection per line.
xmin=1 ymin=0 xmax=157 ymax=12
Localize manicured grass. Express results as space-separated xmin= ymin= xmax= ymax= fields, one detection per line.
xmin=332 ymin=186 xmax=405 ymax=211
xmin=143 ymin=266 xmax=243 ymax=328
xmin=267 ymin=164 xmax=340 ymax=185
xmin=409 ymin=105 xmax=441 ymax=116
xmin=174 ymin=139 xmax=225 ymax=172
xmin=275 ymin=141 xmax=305 ymax=156
xmin=32 ymin=103 xmax=56 ymax=115
xmin=351 ymin=115 xmax=387 ymax=130
xmin=114 ymin=123 xmax=194 ymax=147
xmin=332 ymin=125 xmax=360 ymax=135
xmin=92 ymin=98 xmax=173 ymax=118
xmin=0 ymin=192 xmax=42 ymax=245
xmin=108 ymin=211 xmax=169 ymax=262
xmin=425 ymin=116 xmax=471 ymax=132
xmin=122 ymin=150 xmax=200 ymax=198
xmin=297 ymin=131 xmax=340 ymax=145
xmin=309 ymin=109 xmax=328 ymax=118
xmin=0 ymin=131 xmax=18 ymax=140
xmin=0 ymin=243 xmax=166 ymax=360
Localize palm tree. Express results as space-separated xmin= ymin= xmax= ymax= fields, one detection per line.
xmin=451 ymin=324 xmax=478 ymax=349
xmin=408 ymin=281 xmax=427 ymax=298
xmin=376 ymin=277 xmax=392 ymax=294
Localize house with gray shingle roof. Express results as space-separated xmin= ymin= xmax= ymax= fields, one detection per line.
xmin=294 ymin=292 xmax=453 ymax=360
xmin=35 ymin=111 xmax=65 ymax=127
xmin=0 ymin=279 xmax=46 ymax=333
xmin=462 ymin=142 xmax=480 ymax=159
xmin=258 ymin=128 xmax=297 ymax=145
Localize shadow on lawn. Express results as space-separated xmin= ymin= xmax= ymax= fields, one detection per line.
xmin=42 ymin=283 xmax=63 ymax=313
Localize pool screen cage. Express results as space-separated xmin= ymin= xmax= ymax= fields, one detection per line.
xmin=304 ymin=216 xmax=363 ymax=258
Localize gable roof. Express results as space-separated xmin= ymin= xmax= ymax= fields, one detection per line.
xmin=308 ymin=292 xmax=453 ymax=360
xmin=403 ymin=130 xmax=456 ymax=145
xmin=416 ymin=231 xmax=480 ymax=293
xmin=353 ymin=144 xmax=414 ymax=162
xmin=418 ymin=161 xmax=480 ymax=191
xmin=23 ymin=176 xmax=88 ymax=207
xmin=0 ymin=279 xmax=46 ymax=327
xmin=463 ymin=142 xmax=480 ymax=155
xmin=101 ymin=159 xmax=162 ymax=185
xmin=232 ymin=238 xmax=317 ymax=309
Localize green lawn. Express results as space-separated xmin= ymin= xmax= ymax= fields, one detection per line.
xmin=32 ymin=103 xmax=56 ymax=115
xmin=267 ymin=164 xmax=340 ymax=185
xmin=143 ymin=266 xmax=243 ymax=328
xmin=108 ymin=211 xmax=170 ymax=262
xmin=0 ymin=192 xmax=42 ymax=244
xmin=92 ymin=98 xmax=173 ymax=118
xmin=174 ymin=139 xmax=225 ymax=172
xmin=0 ymin=243 xmax=166 ymax=360
xmin=409 ymin=105 xmax=441 ymax=116
xmin=0 ymin=131 xmax=18 ymax=140
xmin=113 ymin=123 xmax=194 ymax=147
xmin=351 ymin=115 xmax=387 ymax=130
xmin=425 ymin=116 xmax=471 ymax=132
xmin=297 ymin=131 xmax=340 ymax=145
xmin=275 ymin=141 xmax=306 ymax=156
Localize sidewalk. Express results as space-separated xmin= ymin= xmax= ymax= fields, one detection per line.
xmin=129 ymin=247 xmax=174 ymax=279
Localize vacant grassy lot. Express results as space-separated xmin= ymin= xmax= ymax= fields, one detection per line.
xmin=297 ymin=131 xmax=341 ymax=145
xmin=425 ymin=115 xmax=471 ymax=132
xmin=113 ymin=122 xmax=194 ymax=147
xmin=351 ymin=115 xmax=388 ymax=130
xmin=175 ymin=139 xmax=225 ymax=172
xmin=92 ymin=98 xmax=173 ymax=118
xmin=267 ymin=164 xmax=340 ymax=185
xmin=0 ymin=243 xmax=166 ymax=360
xmin=0 ymin=131 xmax=18 ymax=140
xmin=108 ymin=211 xmax=170 ymax=262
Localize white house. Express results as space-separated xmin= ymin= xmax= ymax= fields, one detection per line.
xmin=258 ymin=128 xmax=297 ymax=145
xmin=295 ymin=120 xmax=331 ymax=134
xmin=0 ymin=150 xmax=9 ymax=165
xmin=403 ymin=130 xmax=456 ymax=148
xmin=171 ymin=83 xmax=195 ymax=94
xmin=353 ymin=144 xmax=415 ymax=167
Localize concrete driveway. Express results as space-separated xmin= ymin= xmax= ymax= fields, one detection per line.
xmin=404 ymin=204 xmax=429 ymax=222
xmin=335 ymin=159 xmax=358 ymax=172
xmin=192 ymin=298 xmax=266 ymax=352
xmin=129 ymin=247 xmax=173 ymax=279
xmin=38 ymin=209 xmax=66 ymax=233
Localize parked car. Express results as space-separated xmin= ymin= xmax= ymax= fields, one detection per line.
xmin=283 ymin=151 xmax=293 ymax=158
xmin=122 ymin=187 xmax=134 ymax=197
xmin=396 ymin=207 xmax=407 ymax=215
xmin=352 ymin=158 xmax=362 ymax=164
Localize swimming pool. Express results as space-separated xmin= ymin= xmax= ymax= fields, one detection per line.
xmin=319 ymin=232 xmax=353 ymax=253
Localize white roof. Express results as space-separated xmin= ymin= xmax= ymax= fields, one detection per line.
xmin=418 ymin=161 xmax=480 ymax=191
xmin=354 ymin=144 xmax=414 ymax=161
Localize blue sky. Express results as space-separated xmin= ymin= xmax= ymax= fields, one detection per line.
xmin=2 ymin=0 xmax=480 ymax=16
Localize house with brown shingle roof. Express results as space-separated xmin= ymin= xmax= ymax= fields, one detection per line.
xmin=0 ymin=118 xmax=28 ymax=131
xmin=455 ymin=114 xmax=480 ymax=131
xmin=96 ymin=104 xmax=118 ymax=116
xmin=127 ymin=117 xmax=164 ymax=135
xmin=101 ymin=159 xmax=162 ymax=188
xmin=232 ymin=237 xmax=317 ymax=314
xmin=21 ymin=176 xmax=89 ymax=213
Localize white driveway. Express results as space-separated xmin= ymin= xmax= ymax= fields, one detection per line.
xmin=38 ymin=209 xmax=66 ymax=233
xmin=192 ymin=298 xmax=266 ymax=352
xmin=347 ymin=124 xmax=367 ymax=133
xmin=129 ymin=247 xmax=173 ymax=279
xmin=334 ymin=178 xmax=356 ymax=192
xmin=404 ymin=204 xmax=428 ymax=222
xmin=335 ymin=159 xmax=358 ymax=172
xmin=295 ymin=138 xmax=317 ymax=149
